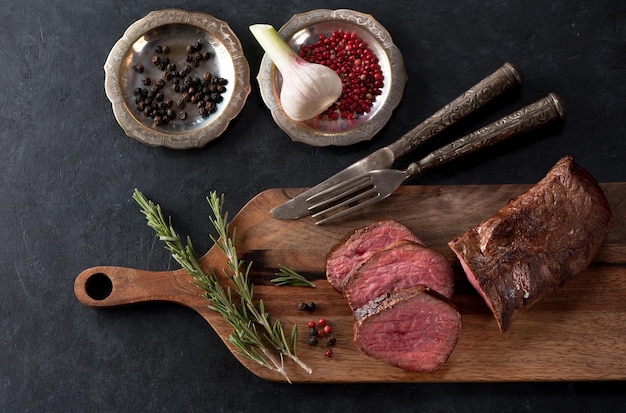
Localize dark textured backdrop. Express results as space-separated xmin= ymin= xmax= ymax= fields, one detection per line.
xmin=1 ymin=0 xmax=625 ymax=411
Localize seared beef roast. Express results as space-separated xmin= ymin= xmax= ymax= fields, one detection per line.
xmin=354 ymin=286 xmax=461 ymax=373
xmin=448 ymin=156 xmax=612 ymax=332
xmin=326 ymin=220 xmax=424 ymax=291
xmin=343 ymin=240 xmax=455 ymax=310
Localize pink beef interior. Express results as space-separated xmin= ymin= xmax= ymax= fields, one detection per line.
xmin=344 ymin=241 xmax=454 ymax=310
xmin=355 ymin=291 xmax=461 ymax=373
xmin=326 ymin=220 xmax=423 ymax=291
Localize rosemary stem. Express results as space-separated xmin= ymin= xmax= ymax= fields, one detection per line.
xmin=132 ymin=189 xmax=311 ymax=381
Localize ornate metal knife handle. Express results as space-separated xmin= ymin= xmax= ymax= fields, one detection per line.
xmin=407 ymin=93 xmax=566 ymax=176
xmin=388 ymin=62 xmax=523 ymax=158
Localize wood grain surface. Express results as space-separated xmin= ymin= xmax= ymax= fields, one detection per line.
xmin=74 ymin=183 xmax=626 ymax=383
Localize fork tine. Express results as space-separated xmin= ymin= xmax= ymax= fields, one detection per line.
xmin=313 ymin=192 xmax=386 ymax=225
xmin=310 ymin=186 xmax=380 ymax=216
xmin=306 ymin=173 xmax=372 ymax=204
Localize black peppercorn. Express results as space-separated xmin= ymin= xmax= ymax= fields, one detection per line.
xmin=131 ymin=41 xmax=228 ymax=126
xmin=326 ymin=337 xmax=337 ymax=346
xmin=309 ymin=327 xmax=318 ymax=336
xmin=307 ymin=337 xmax=318 ymax=346
xmin=297 ymin=301 xmax=317 ymax=312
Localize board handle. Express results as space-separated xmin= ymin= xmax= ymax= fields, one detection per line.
xmin=74 ymin=265 xmax=205 ymax=310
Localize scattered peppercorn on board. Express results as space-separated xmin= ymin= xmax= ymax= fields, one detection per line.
xmin=74 ymin=183 xmax=626 ymax=383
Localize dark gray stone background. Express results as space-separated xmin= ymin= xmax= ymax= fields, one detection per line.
xmin=1 ymin=0 xmax=625 ymax=411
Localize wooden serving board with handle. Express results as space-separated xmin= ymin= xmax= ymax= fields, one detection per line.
xmin=74 ymin=183 xmax=626 ymax=383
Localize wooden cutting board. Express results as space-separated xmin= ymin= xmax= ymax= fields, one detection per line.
xmin=74 ymin=183 xmax=626 ymax=383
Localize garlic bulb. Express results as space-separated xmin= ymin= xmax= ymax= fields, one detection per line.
xmin=250 ymin=24 xmax=343 ymax=121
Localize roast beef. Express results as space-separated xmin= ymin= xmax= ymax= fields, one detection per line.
xmin=343 ymin=240 xmax=455 ymax=310
xmin=448 ymin=155 xmax=612 ymax=332
xmin=354 ymin=286 xmax=461 ymax=373
xmin=326 ymin=219 xmax=424 ymax=291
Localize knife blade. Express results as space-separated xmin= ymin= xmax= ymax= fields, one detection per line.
xmin=270 ymin=62 xmax=523 ymax=220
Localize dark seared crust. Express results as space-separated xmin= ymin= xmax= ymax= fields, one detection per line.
xmin=325 ymin=220 xmax=424 ymax=292
xmin=354 ymin=285 xmax=456 ymax=326
xmin=448 ymin=155 xmax=613 ymax=331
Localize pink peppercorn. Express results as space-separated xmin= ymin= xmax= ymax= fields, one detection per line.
xmin=299 ymin=30 xmax=384 ymax=120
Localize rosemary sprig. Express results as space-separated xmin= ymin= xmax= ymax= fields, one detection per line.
xmin=271 ymin=265 xmax=316 ymax=288
xmin=132 ymin=189 xmax=311 ymax=382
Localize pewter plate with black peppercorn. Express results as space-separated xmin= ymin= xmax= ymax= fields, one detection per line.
xmin=105 ymin=9 xmax=250 ymax=149
xmin=257 ymin=9 xmax=407 ymax=147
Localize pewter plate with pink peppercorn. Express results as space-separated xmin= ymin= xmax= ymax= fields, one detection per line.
xmin=104 ymin=9 xmax=251 ymax=149
xmin=257 ymin=9 xmax=407 ymax=147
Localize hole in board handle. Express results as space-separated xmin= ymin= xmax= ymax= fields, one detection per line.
xmin=85 ymin=273 xmax=113 ymax=300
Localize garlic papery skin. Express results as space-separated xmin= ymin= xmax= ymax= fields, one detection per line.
xmin=250 ymin=24 xmax=343 ymax=121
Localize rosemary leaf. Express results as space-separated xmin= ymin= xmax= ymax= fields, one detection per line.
xmin=271 ymin=264 xmax=316 ymax=288
xmin=289 ymin=325 xmax=298 ymax=354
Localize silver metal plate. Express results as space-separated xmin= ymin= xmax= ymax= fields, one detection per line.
xmin=104 ymin=9 xmax=250 ymax=149
xmin=257 ymin=9 xmax=407 ymax=147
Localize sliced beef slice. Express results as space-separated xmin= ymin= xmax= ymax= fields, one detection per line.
xmin=343 ymin=240 xmax=454 ymax=311
xmin=354 ymin=286 xmax=461 ymax=373
xmin=326 ymin=219 xmax=424 ymax=292
xmin=448 ymin=155 xmax=612 ymax=332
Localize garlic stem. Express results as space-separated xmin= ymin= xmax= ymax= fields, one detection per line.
xmin=250 ymin=24 xmax=343 ymax=121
